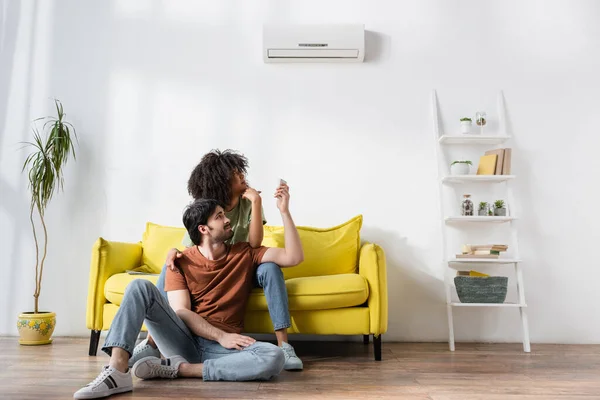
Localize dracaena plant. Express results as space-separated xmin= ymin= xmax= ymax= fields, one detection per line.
xmin=21 ymin=99 xmax=77 ymax=313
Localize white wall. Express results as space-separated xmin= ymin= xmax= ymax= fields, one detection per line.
xmin=1 ymin=0 xmax=599 ymax=343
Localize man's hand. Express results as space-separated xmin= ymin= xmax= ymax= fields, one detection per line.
xmin=166 ymin=248 xmax=183 ymax=271
xmin=218 ymin=333 xmax=256 ymax=350
xmin=242 ymin=187 xmax=262 ymax=204
xmin=274 ymin=183 xmax=290 ymax=214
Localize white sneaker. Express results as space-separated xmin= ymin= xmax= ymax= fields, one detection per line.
xmin=282 ymin=342 xmax=303 ymax=371
xmin=132 ymin=355 xmax=187 ymax=380
xmin=128 ymin=338 xmax=161 ymax=367
xmin=73 ymin=365 xmax=133 ymax=399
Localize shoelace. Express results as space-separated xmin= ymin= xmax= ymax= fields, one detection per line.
xmin=282 ymin=347 xmax=296 ymax=359
xmin=147 ymin=362 xmax=178 ymax=379
xmin=88 ymin=366 xmax=113 ymax=388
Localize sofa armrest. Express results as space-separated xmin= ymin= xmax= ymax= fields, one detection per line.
xmin=86 ymin=238 xmax=142 ymax=330
xmin=358 ymin=243 xmax=388 ymax=336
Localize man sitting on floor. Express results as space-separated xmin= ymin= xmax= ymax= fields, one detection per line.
xmin=74 ymin=183 xmax=303 ymax=399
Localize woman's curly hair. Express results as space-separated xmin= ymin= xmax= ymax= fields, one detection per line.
xmin=187 ymin=149 xmax=249 ymax=205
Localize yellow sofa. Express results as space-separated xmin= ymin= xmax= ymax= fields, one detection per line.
xmin=86 ymin=215 xmax=388 ymax=360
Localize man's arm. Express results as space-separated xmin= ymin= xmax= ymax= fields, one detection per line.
xmin=261 ymin=184 xmax=304 ymax=267
xmin=167 ymin=289 xmax=256 ymax=350
xmin=165 ymin=232 xmax=195 ymax=271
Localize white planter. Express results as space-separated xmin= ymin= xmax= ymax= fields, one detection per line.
xmin=450 ymin=163 xmax=470 ymax=175
xmin=460 ymin=121 xmax=472 ymax=134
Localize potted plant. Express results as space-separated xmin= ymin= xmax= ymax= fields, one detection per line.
xmin=18 ymin=100 xmax=77 ymax=345
xmin=460 ymin=117 xmax=472 ymax=134
xmin=450 ymin=160 xmax=472 ymax=175
xmin=493 ymin=200 xmax=506 ymax=216
xmin=478 ymin=202 xmax=488 ymax=216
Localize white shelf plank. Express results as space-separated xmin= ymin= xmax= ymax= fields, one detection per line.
xmin=442 ymin=175 xmax=515 ymax=184
xmin=439 ymin=135 xmax=511 ymax=145
xmin=448 ymin=258 xmax=522 ymax=265
xmin=445 ymin=216 xmax=516 ymax=223
xmin=449 ymin=302 xmax=527 ymax=308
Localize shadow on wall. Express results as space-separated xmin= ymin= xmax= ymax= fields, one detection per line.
xmin=0 ymin=0 xmax=114 ymax=334
xmin=362 ymin=225 xmax=448 ymax=341
xmin=0 ymin=0 xmax=23 ymax=164
xmin=39 ymin=0 xmax=114 ymax=334
xmin=364 ymin=30 xmax=391 ymax=63
xmin=0 ymin=0 xmax=30 ymax=330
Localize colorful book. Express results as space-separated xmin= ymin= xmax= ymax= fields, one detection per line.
xmin=502 ymin=148 xmax=512 ymax=174
xmin=455 ymin=254 xmax=499 ymax=259
xmin=456 ymin=270 xmax=490 ymax=277
xmin=484 ymin=149 xmax=505 ymax=175
xmin=476 ymin=154 xmax=497 ymax=175
xmin=474 ymin=250 xmax=501 ymax=255
xmin=470 ymin=244 xmax=508 ymax=251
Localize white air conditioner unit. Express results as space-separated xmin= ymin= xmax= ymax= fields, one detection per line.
xmin=263 ymin=24 xmax=365 ymax=63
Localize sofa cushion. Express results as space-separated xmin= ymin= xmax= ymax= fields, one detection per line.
xmin=104 ymin=272 xmax=368 ymax=311
xmin=247 ymin=273 xmax=368 ymax=311
xmin=104 ymin=273 xmax=159 ymax=305
xmin=262 ymin=215 xmax=362 ymax=279
xmin=141 ymin=222 xmax=186 ymax=273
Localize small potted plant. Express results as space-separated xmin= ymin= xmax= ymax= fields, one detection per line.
xmin=450 ymin=160 xmax=472 ymax=175
xmin=478 ymin=202 xmax=488 ymax=216
xmin=460 ymin=117 xmax=472 ymax=134
xmin=493 ymin=200 xmax=506 ymax=216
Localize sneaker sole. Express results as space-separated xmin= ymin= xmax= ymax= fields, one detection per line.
xmin=284 ymin=366 xmax=304 ymax=371
xmin=74 ymin=385 xmax=132 ymax=399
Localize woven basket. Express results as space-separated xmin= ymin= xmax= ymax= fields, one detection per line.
xmin=454 ymin=276 xmax=508 ymax=303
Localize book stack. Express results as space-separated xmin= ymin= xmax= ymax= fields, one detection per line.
xmin=476 ymin=148 xmax=512 ymax=175
xmin=456 ymin=244 xmax=508 ymax=259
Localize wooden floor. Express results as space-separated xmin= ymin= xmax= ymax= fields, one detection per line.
xmin=2 ymin=337 xmax=600 ymax=400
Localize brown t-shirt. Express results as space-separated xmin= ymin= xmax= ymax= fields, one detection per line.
xmin=164 ymin=242 xmax=269 ymax=334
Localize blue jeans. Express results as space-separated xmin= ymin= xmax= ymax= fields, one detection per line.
xmin=102 ymin=280 xmax=285 ymax=381
xmin=156 ymin=262 xmax=291 ymax=331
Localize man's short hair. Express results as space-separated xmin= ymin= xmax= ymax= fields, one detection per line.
xmin=182 ymin=199 xmax=220 ymax=245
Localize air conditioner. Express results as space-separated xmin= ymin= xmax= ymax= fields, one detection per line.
xmin=263 ymin=24 xmax=365 ymax=63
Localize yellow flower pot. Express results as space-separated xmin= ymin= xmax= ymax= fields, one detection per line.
xmin=17 ymin=312 xmax=56 ymax=345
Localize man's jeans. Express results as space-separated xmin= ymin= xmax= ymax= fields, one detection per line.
xmin=156 ymin=262 xmax=291 ymax=331
xmin=102 ymin=280 xmax=285 ymax=381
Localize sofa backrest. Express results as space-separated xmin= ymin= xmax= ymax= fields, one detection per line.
xmin=262 ymin=215 xmax=362 ymax=279
xmin=141 ymin=222 xmax=187 ymax=273
xmin=141 ymin=215 xmax=362 ymax=279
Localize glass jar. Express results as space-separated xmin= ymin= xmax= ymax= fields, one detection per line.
xmin=475 ymin=111 xmax=487 ymax=126
xmin=461 ymin=194 xmax=474 ymax=216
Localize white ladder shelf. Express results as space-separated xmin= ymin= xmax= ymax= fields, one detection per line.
xmin=432 ymin=90 xmax=531 ymax=353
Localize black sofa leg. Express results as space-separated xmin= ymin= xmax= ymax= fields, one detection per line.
xmin=89 ymin=330 xmax=101 ymax=356
xmin=373 ymin=334 xmax=382 ymax=361
xmin=363 ymin=335 xmax=369 ymax=344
